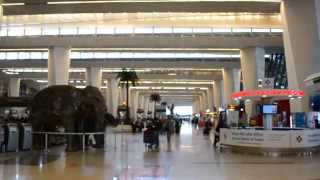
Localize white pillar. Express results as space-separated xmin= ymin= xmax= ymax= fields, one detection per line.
xmin=240 ymin=47 xmax=265 ymax=118
xmin=0 ymin=2 xmax=3 ymax=22
xmin=144 ymin=94 xmax=149 ymax=116
xmin=213 ymin=80 xmax=222 ymax=109
xmin=138 ymin=94 xmax=145 ymax=109
xmin=107 ymin=78 xmax=119 ymax=117
xmin=201 ymin=91 xmax=208 ymax=110
xmin=223 ymin=68 xmax=234 ymax=106
xmin=282 ymin=0 xmax=320 ymax=112
xmin=86 ymin=67 xmax=102 ymax=88
xmin=134 ymin=91 xmax=139 ymax=120
xmin=240 ymin=47 xmax=265 ymax=90
xmin=207 ymin=86 xmax=214 ymax=111
xmin=233 ymin=68 xmax=241 ymax=93
xmin=193 ymin=98 xmax=198 ymax=114
xmin=48 ymin=46 xmax=71 ymax=86
xmin=199 ymin=94 xmax=204 ymax=112
xmin=9 ymin=78 xmax=20 ymax=97
xmin=119 ymin=87 xmax=126 ymax=105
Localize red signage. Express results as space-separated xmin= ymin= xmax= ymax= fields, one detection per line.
xmin=231 ymin=89 xmax=305 ymax=99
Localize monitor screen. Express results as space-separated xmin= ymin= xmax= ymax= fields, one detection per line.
xmin=263 ymin=105 xmax=277 ymax=114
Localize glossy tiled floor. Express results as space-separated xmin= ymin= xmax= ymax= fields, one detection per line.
xmin=1 ymin=123 xmax=320 ymax=180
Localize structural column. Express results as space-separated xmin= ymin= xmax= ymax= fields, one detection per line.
xmin=193 ymin=97 xmax=200 ymax=114
xmin=48 ymin=46 xmax=71 ymax=86
xmin=8 ymin=78 xmax=20 ymax=97
xmin=240 ymin=48 xmax=265 ymax=90
xmin=233 ymin=69 xmax=241 ymax=92
xmin=240 ymin=47 xmax=265 ymax=118
xmin=107 ymin=78 xmax=119 ymax=117
xmin=207 ymin=86 xmax=214 ymax=111
xmin=130 ymin=90 xmax=139 ymax=120
xmin=86 ymin=67 xmax=102 ymax=88
xmin=144 ymin=94 xmax=149 ymax=116
xmin=213 ymin=80 xmax=222 ymax=109
xmin=282 ymin=0 xmax=320 ymax=112
xmin=118 ymin=87 xmax=126 ymax=105
xmin=222 ymin=68 xmax=234 ymax=106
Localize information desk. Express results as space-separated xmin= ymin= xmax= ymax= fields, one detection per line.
xmin=220 ymin=128 xmax=320 ymax=150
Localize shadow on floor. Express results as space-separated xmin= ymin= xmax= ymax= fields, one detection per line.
xmin=0 ymin=151 xmax=61 ymax=166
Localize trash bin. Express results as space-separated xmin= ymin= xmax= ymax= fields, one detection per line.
xmin=4 ymin=123 xmax=19 ymax=152
xmin=18 ymin=123 xmax=32 ymax=151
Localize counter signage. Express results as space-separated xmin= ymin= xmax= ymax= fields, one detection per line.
xmin=221 ymin=129 xmax=320 ymax=149
xmin=291 ymin=130 xmax=320 ymax=147
xmin=221 ymin=129 xmax=291 ymax=148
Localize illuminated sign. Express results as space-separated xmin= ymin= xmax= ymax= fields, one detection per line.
xmin=231 ymin=89 xmax=305 ymax=99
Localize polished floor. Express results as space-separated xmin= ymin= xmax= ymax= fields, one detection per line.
xmin=1 ymin=124 xmax=320 ymax=180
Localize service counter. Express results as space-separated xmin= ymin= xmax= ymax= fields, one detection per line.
xmin=220 ymin=128 xmax=320 ymax=152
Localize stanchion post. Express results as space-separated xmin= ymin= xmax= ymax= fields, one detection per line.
xmin=82 ymin=134 xmax=85 ymax=152
xmin=45 ymin=133 xmax=48 ymax=152
xmin=114 ymin=133 xmax=117 ymax=150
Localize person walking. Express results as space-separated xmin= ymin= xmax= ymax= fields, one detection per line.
xmin=166 ymin=116 xmax=174 ymax=143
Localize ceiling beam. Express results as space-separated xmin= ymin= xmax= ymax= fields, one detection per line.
xmin=3 ymin=1 xmax=281 ymax=15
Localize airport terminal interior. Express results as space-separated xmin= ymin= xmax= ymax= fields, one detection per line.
xmin=1 ymin=0 xmax=320 ymax=179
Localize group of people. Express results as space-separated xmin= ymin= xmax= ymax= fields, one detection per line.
xmin=192 ymin=114 xmax=224 ymax=148
xmin=143 ymin=116 xmax=182 ymax=151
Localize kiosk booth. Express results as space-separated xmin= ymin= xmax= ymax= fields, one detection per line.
xmin=218 ymin=89 xmax=320 ymax=154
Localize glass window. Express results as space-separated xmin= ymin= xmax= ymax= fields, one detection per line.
xmin=232 ymin=28 xmax=251 ymax=33
xmin=173 ymin=27 xmax=192 ymax=33
xmin=18 ymin=52 xmax=30 ymax=59
xmin=25 ymin=26 xmax=42 ymax=36
xmin=96 ymin=26 xmax=114 ymax=34
xmin=30 ymin=52 xmax=43 ymax=59
xmin=78 ymin=26 xmax=96 ymax=35
xmin=71 ymin=52 xmax=81 ymax=59
xmin=192 ymin=28 xmax=211 ymax=33
xmin=93 ymin=52 xmax=107 ymax=59
xmin=0 ymin=27 xmax=8 ymax=36
xmin=60 ymin=26 xmax=77 ymax=35
xmin=0 ymin=52 xmax=6 ymax=60
xmin=42 ymin=52 xmax=48 ymax=59
xmin=8 ymin=26 xmax=25 ymax=36
xmin=80 ymin=52 xmax=94 ymax=59
xmin=107 ymin=52 xmax=121 ymax=58
xmin=271 ymin=28 xmax=283 ymax=33
xmin=154 ymin=27 xmax=172 ymax=34
xmin=42 ymin=26 xmax=59 ymax=35
xmin=134 ymin=27 xmax=153 ymax=34
xmin=252 ymin=28 xmax=270 ymax=33
xmin=212 ymin=28 xmax=232 ymax=33
xmin=133 ymin=52 xmax=147 ymax=58
xmin=6 ymin=52 xmax=18 ymax=60
xmin=115 ymin=27 xmax=133 ymax=34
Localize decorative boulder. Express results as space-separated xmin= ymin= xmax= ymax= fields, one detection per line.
xmin=30 ymin=85 xmax=107 ymax=151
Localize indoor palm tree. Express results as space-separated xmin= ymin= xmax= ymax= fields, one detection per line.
xmin=117 ymin=68 xmax=139 ymax=122
xmin=150 ymin=93 xmax=161 ymax=119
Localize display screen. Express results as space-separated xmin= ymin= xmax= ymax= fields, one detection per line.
xmin=263 ymin=105 xmax=277 ymax=114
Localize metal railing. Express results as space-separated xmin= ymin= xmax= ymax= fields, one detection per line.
xmin=32 ymin=131 xmax=105 ymax=152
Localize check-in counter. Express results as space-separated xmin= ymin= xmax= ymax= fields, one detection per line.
xmin=18 ymin=123 xmax=32 ymax=150
xmin=4 ymin=123 xmax=19 ymax=152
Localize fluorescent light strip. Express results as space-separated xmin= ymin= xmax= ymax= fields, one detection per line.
xmin=131 ymin=86 xmax=209 ymax=90
xmin=0 ymin=51 xmax=242 ymax=60
xmin=0 ymin=25 xmax=283 ymax=37
xmin=2 ymin=68 xmax=222 ymax=74
xmin=2 ymin=3 xmax=24 ymax=6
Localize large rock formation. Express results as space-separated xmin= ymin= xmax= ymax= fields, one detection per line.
xmin=30 ymin=85 xmax=106 ymax=151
